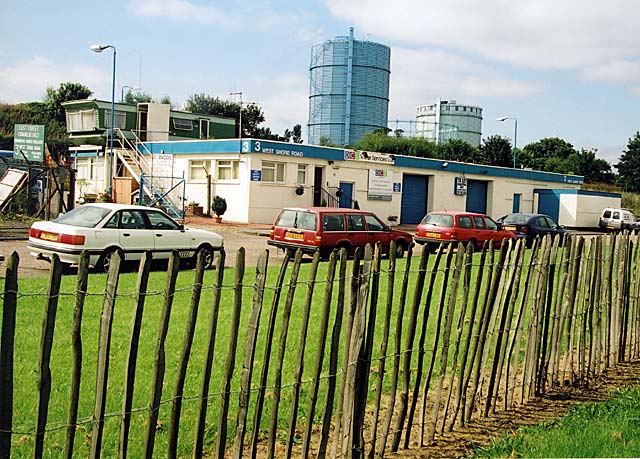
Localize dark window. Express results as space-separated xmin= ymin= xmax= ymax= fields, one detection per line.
xmin=145 ymin=211 xmax=180 ymax=230
xmin=484 ymin=217 xmax=498 ymax=230
xmin=323 ymin=214 xmax=345 ymax=231
xmin=473 ymin=216 xmax=486 ymax=229
xmin=458 ymin=216 xmax=473 ymax=229
xmin=364 ymin=214 xmax=385 ymax=231
xmin=347 ymin=214 xmax=365 ymax=231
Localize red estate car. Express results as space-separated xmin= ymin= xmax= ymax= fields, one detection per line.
xmin=268 ymin=207 xmax=413 ymax=259
xmin=414 ymin=210 xmax=516 ymax=250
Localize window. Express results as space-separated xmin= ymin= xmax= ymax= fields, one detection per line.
xmin=66 ymin=109 xmax=97 ymax=132
xmin=297 ymin=164 xmax=307 ymax=184
xmin=364 ymin=214 xmax=384 ymax=231
xmin=104 ymin=110 xmax=126 ymax=129
xmin=189 ymin=160 xmax=209 ymax=181
xmin=173 ymin=118 xmax=194 ymax=131
xmin=323 ymin=214 xmax=345 ymax=231
xmin=458 ymin=216 xmax=473 ymax=229
xmin=347 ymin=214 xmax=365 ymax=231
xmin=473 ymin=216 xmax=486 ymax=229
xmin=145 ymin=210 xmax=180 ymax=230
xmin=217 ymin=160 xmax=239 ymax=180
xmin=485 ymin=218 xmax=498 ymax=230
xmin=262 ymin=161 xmax=285 ymax=183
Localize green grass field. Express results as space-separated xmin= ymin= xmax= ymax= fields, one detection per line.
xmin=471 ymin=386 xmax=640 ymax=458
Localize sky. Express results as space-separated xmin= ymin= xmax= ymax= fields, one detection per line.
xmin=2 ymin=0 xmax=639 ymax=165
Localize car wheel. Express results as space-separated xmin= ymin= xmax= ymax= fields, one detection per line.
xmin=393 ymin=240 xmax=406 ymax=258
xmin=97 ymin=248 xmax=119 ymax=273
xmin=195 ymin=245 xmax=215 ymax=269
xmin=336 ymin=242 xmax=351 ymax=257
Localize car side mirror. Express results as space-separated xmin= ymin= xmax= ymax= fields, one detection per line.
xmin=179 ymin=224 xmax=185 ymax=231
xmin=497 ymin=222 xmax=504 ymax=230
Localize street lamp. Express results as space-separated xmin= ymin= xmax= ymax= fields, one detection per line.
xmin=230 ymin=91 xmax=242 ymax=139
xmin=90 ymin=43 xmax=117 ymax=196
xmin=497 ymin=116 xmax=518 ymax=168
xmin=120 ymin=85 xmax=140 ymax=102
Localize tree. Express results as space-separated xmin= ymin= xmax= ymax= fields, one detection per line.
xmin=123 ymin=91 xmax=153 ymax=105
xmin=438 ymin=138 xmax=482 ymax=163
xmin=520 ymin=137 xmax=576 ymax=170
xmin=480 ymin=135 xmax=513 ymax=167
xmin=184 ymin=94 xmax=266 ymax=137
xmin=616 ymin=132 xmax=640 ymax=192
xmin=566 ymin=149 xmax=614 ymax=184
xmin=283 ymin=124 xmax=303 ymax=143
xmin=43 ymin=82 xmax=93 ymax=122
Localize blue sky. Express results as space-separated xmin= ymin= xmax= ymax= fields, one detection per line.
xmin=2 ymin=0 xmax=639 ymax=165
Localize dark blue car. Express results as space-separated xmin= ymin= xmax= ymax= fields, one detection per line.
xmin=497 ymin=213 xmax=567 ymax=247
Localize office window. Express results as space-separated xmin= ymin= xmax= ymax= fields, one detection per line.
xmin=262 ymin=161 xmax=285 ymax=183
xmin=189 ymin=160 xmax=209 ymax=181
xmin=173 ymin=118 xmax=194 ymax=131
xmin=66 ymin=109 xmax=97 ymax=132
xmin=217 ymin=160 xmax=239 ymax=180
xmin=297 ymin=164 xmax=307 ymax=184
xmin=104 ymin=110 xmax=126 ymax=129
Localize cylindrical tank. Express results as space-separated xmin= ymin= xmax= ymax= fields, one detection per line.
xmin=416 ymin=99 xmax=483 ymax=146
xmin=308 ymin=28 xmax=390 ymax=146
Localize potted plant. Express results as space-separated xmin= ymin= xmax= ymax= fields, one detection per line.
xmin=212 ymin=195 xmax=227 ymax=223
xmin=186 ymin=200 xmax=203 ymax=216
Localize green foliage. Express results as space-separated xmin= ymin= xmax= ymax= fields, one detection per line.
xmin=471 ymin=387 xmax=640 ymax=458
xmin=438 ymin=138 xmax=482 ymax=162
xmin=319 ymin=135 xmax=337 ymax=147
xmin=123 ymin=91 xmax=153 ymax=105
xmin=185 ymin=94 xmax=266 ymax=138
xmin=212 ymin=195 xmax=227 ymax=216
xmin=480 ymin=135 xmax=513 ymax=167
xmin=352 ymin=131 xmax=439 ymax=158
xmin=616 ymin=132 xmax=640 ymax=192
xmin=284 ymin=124 xmax=304 ymax=143
xmin=43 ymin=82 xmax=92 ymax=123
xmin=521 ymin=137 xmax=576 ymax=170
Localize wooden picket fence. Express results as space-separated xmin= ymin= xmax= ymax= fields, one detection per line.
xmin=1 ymin=231 xmax=640 ymax=458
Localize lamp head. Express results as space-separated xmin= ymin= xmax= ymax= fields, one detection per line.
xmin=496 ymin=116 xmax=508 ymax=122
xmin=90 ymin=44 xmax=110 ymax=53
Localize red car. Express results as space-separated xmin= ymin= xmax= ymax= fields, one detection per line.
xmin=414 ymin=211 xmax=516 ymax=250
xmin=268 ymin=207 xmax=413 ymax=259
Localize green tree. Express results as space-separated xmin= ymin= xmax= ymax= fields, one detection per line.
xmin=520 ymin=137 xmax=576 ymax=170
xmin=184 ymin=94 xmax=266 ymax=138
xmin=616 ymin=132 xmax=640 ymax=192
xmin=44 ymin=82 xmax=92 ymax=122
xmin=566 ymin=149 xmax=614 ymax=184
xmin=480 ymin=135 xmax=513 ymax=167
xmin=123 ymin=91 xmax=153 ymax=105
xmin=352 ymin=131 xmax=439 ymax=158
xmin=283 ymin=124 xmax=303 ymax=143
xmin=438 ymin=138 xmax=482 ymax=163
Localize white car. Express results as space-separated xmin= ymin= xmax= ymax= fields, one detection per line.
xmin=28 ymin=203 xmax=224 ymax=271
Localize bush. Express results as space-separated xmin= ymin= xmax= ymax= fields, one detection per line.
xmin=212 ymin=195 xmax=227 ymax=217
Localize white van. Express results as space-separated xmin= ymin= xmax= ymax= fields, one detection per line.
xmin=599 ymin=208 xmax=638 ymax=231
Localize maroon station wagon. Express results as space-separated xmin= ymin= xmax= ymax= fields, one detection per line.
xmin=268 ymin=207 xmax=413 ymax=259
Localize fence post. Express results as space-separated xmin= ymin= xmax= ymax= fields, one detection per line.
xmin=35 ymin=254 xmax=65 ymax=459
xmin=0 ymin=252 xmax=19 ymax=459
xmin=142 ymin=251 xmax=180 ymax=459
xmin=65 ymin=251 xmax=90 ymax=459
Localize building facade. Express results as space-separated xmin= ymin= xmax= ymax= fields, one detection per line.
xmin=308 ymin=28 xmax=391 ymax=146
xmin=416 ymin=99 xmax=483 ymax=146
xmin=128 ymin=138 xmax=584 ymax=226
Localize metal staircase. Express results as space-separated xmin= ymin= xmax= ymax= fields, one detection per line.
xmin=113 ymin=129 xmax=185 ymax=219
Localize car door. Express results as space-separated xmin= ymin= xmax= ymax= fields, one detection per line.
xmin=364 ymin=213 xmax=391 ymax=251
xmin=346 ymin=213 xmax=369 ymax=251
xmin=143 ymin=209 xmax=191 ymax=260
xmin=104 ymin=209 xmax=156 ymax=261
xmin=472 ymin=215 xmax=488 ymax=245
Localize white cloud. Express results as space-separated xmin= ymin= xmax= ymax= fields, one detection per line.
xmin=324 ymin=0 xmax=640 ymax=71
xmin=388 ymin=48 xmax=543 ymax=119
xmin=0 ymin=57 xmax=107 ymax=104
xmin=582 ymin=60 xmax=640 ymax=84
xmin=129 ymin=0 xmax=230 ymax=25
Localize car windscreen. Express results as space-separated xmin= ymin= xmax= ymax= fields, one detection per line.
xmin=53 ymin=205 xmax=112 ymax=228
xmin=275 ymin=210 xmax=317 ymax=231
xmin=502 ymin=214 xmax=530 ymax=224
xmin=421 ymin=214 xmax=454 ymax=227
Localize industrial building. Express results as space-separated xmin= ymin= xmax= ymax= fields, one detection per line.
xmin=416 ymin=99 xmax=483 ymax=146
xmin=307 ymin=28 xmax=391 ymax=146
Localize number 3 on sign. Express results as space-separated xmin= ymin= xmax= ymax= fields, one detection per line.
xmin=242 ymin=140 xmax=250 ymax=152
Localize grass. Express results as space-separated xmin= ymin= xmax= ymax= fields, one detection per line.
xmin=470 ymin=386 xmax=640 ymax=458
xmin=5 ymin=254 xmax=450 ymax=458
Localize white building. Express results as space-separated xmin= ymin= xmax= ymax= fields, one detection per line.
xmin=416 ymin=99 xmax=483 ymax=147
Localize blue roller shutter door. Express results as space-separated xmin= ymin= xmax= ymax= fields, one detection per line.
xmin=466 ymin=180 xmax=487 ymax=214
xmin=401 ymin=175 xmax=428 ymax=224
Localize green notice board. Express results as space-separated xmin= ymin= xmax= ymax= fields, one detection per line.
xmin=14 ymin=124 xmax=45 ymax=162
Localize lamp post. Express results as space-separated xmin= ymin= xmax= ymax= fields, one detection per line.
xmin=120 ymin=85 xmax=140 ymax=102
xmin=497 ymin=116 xmax=518 ymax=168
xmin=90 ymin=43 xmax=116 ymax=196
xmin=230 ymin=91 xmax=242 ymax=139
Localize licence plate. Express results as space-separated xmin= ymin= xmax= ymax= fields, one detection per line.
xmin=425 ymin=232 xmax=440 ymax=238
xmin=285 ymin=231 xmax=304 ymax=240
xmin=40 ymin=232 xmax=59 ymax=242
xmin=504 ymin=225 xmax=516 ymax=231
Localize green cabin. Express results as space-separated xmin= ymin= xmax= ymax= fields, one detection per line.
xmin=62 ymin=99 xmax=236 ymax=146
